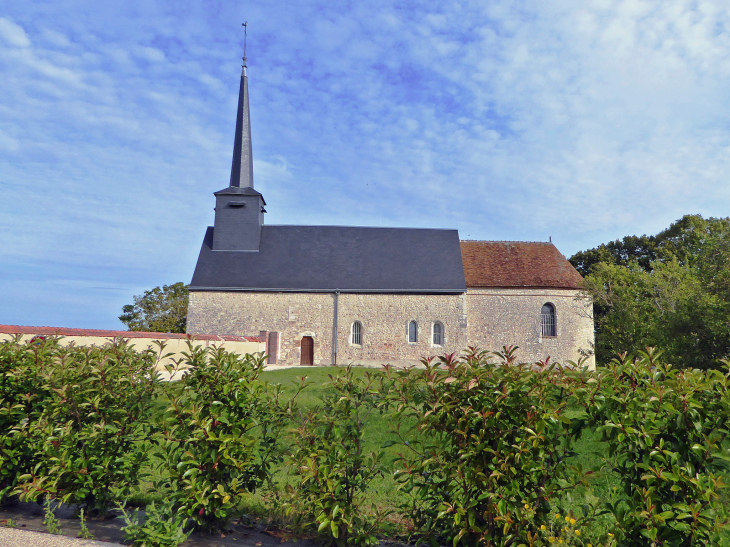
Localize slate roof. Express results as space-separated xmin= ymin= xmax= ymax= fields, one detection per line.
xmin=190 ymin=225 xmax=467 ymax=293
xmin=0 ymin=324 xmax=261 ymax=342
xmin=459 ymin=241 xmax=583 ymax=289
xmin=229 ymin=66 xmax=254 ymax=189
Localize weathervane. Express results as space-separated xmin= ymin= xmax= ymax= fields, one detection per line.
xmin=242 ymin=21 xmax=248 ymax=68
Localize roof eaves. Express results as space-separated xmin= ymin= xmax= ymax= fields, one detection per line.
xmin=188 ymin=286 xmax=467 ymax=294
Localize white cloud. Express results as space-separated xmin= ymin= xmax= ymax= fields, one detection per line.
xmin=0 ymin=129 xmax=19 ymax=152
xmin=0 ymin=17 xmax=30 ymax=48
xmin=40 ymin=28 xmax=72 ymax=48
xmin=134 ymin=45 xmax=166 ymax=63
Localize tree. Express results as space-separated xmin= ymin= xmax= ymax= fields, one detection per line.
xmin=569 ymin=234 xmax=657 ymax=276
xmin=569 ymin=214 xmax=730 ymax=276
xmin=573 ymin=215 xmax=730 ymax=368
xmin=119 ymin=283 xmax=189 ymax=333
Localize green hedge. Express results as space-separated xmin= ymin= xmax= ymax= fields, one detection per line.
xmin=2 ymin=336 xmax=730 ymax=547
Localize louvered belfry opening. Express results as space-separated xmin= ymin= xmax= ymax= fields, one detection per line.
xmin=300 ymin=336 xmax=314 ymax=365
xmin=541 ymin=303 xmax=556 ymax=337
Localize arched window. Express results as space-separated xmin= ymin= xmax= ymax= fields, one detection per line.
xmin=351 ymin=321 xmax=363 ymax=345
xmin=432 ymin=322 xmax=444 ymax=346
xmin=408 ymin=320 xmax=418 ymax=343
xmin=541 ymin=303 xmax=556 ymax=337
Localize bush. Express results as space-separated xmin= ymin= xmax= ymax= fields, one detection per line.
xmin=388 ymin=347 xmax=583 ymax=547
xmin=284 ymin=366 xmax=388 ymax=547
xmin=0 ymin=335 xmax=54 ymax=504
xmin=154 ymin=344 xmax=287 ymax=532
xmin=580 ymin=348 xmax=730 ymax=546
xmin=17 ymin=338 xmax=161 ymax=514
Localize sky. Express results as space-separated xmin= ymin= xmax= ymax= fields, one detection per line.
xmin=2 ymin=0 xmax=730 ymax=330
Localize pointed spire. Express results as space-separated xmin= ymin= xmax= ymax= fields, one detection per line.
xmin=229 ymin=22 xmax=253 ymax=188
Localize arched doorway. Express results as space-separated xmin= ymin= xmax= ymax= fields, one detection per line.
xmin=300 ymin=336 xmax=314 ymax=365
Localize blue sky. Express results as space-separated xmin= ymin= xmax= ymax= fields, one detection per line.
xmin=2 ymin=0 xmax=730 ymax=330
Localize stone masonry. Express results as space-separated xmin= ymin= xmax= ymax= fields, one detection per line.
xmin=188 ymin=289 xmax=594 ymax=368
xmin=465 ymin=288 xmax=595 ymax=368
xmin=188 ymin=291 xmax=465 ymax=366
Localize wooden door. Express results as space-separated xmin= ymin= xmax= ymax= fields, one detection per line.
xmin=300 ymin=336 xmax=314 ymax=365
xmin=266 ymin=332 xmax=278 ymax=364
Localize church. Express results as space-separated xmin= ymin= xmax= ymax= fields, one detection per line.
xmin=187 ymin=54 xmax=595 ymax=369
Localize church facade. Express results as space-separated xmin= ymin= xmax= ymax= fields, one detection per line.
xmin=187 ymin=57 xmax=595 ymax=369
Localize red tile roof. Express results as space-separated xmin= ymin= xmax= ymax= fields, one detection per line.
xmin=0 ymin=324 xmax=262 ymax=343
xmin=460 ymin=241 xmax=584 ymax=289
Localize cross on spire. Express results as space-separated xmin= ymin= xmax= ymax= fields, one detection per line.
xmin=242 ymin=21 xmax=248 ymax=69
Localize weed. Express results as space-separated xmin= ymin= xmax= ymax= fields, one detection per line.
xmin=43 ymin=499 xmax=62 ymax=535
xmin=78 ymin=507 xmax=94 ymax=539
xmin=118 ymin=500 xmax=190 ymax=547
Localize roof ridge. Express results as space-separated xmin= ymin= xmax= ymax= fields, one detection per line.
xmin=264 ymin=224 xmax=458 ymax=231
xmin=460 ymin=239 xmax=553 ymax=244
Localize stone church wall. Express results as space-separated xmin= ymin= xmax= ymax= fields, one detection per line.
xmin=188 ymin=291 xmax=467 ymax=366
xmin=465 ymin=288 xmax=595 ymax=369
xmin=336 ymin=293 xmax=466 ymax=366
xmin=188 ymin=291 xmax=335 ymax=366
xmin=188 ymin=289 xmax=594 ymax=368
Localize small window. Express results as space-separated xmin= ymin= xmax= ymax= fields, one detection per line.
xmin=408 ymin=320 xmax=418 ymax=343
xmin=351 ymin=321 xmax=363 ymax=345
xmin=541 ymin=303 xmax=556 ymax=337
xmin=432 ymin=322 xmax=444 ymax=346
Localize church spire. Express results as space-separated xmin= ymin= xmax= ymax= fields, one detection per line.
xmin=229 ymin=22 xmax=253 ymax=188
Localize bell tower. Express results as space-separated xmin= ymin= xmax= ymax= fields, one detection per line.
xmin=212 ymin=22 xmax=266 ymax=252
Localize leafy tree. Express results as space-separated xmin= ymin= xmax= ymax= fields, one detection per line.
xmin=582 ymin=262 xmax=658 ymax=360
xmin=119 ymin=282 xmax=189 ymax=333
xmin=570 ymin=234 xmax=657 ymax=276
xmin=573 ymin=215 xmax=730 ymax=367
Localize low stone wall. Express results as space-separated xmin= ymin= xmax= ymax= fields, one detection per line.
xmin=0 ymin=324 xmax=266 ymax=380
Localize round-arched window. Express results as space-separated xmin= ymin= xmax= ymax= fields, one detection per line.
xmin=541 ymin=303 xmax=556 ymax=337
xmin=408 ymin=320 xmax=418 ymax=343
xmin=351 ymin=321 xmax=363 ymax=345
xmin=432 ymin=322 xmax=444 ymax=346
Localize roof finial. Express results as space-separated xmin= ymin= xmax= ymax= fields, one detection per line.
xmin=242 ymin=22 xmax=248 ymax=73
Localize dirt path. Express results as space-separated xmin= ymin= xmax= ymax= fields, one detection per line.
xmin=0 ymin=501 xmax=316 ymax=546
xmin=0 ymin=501 xmax=418 ymax=547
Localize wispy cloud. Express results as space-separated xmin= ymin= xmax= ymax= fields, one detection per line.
xmin=1 ymin=0 xmax=730 ymax=328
